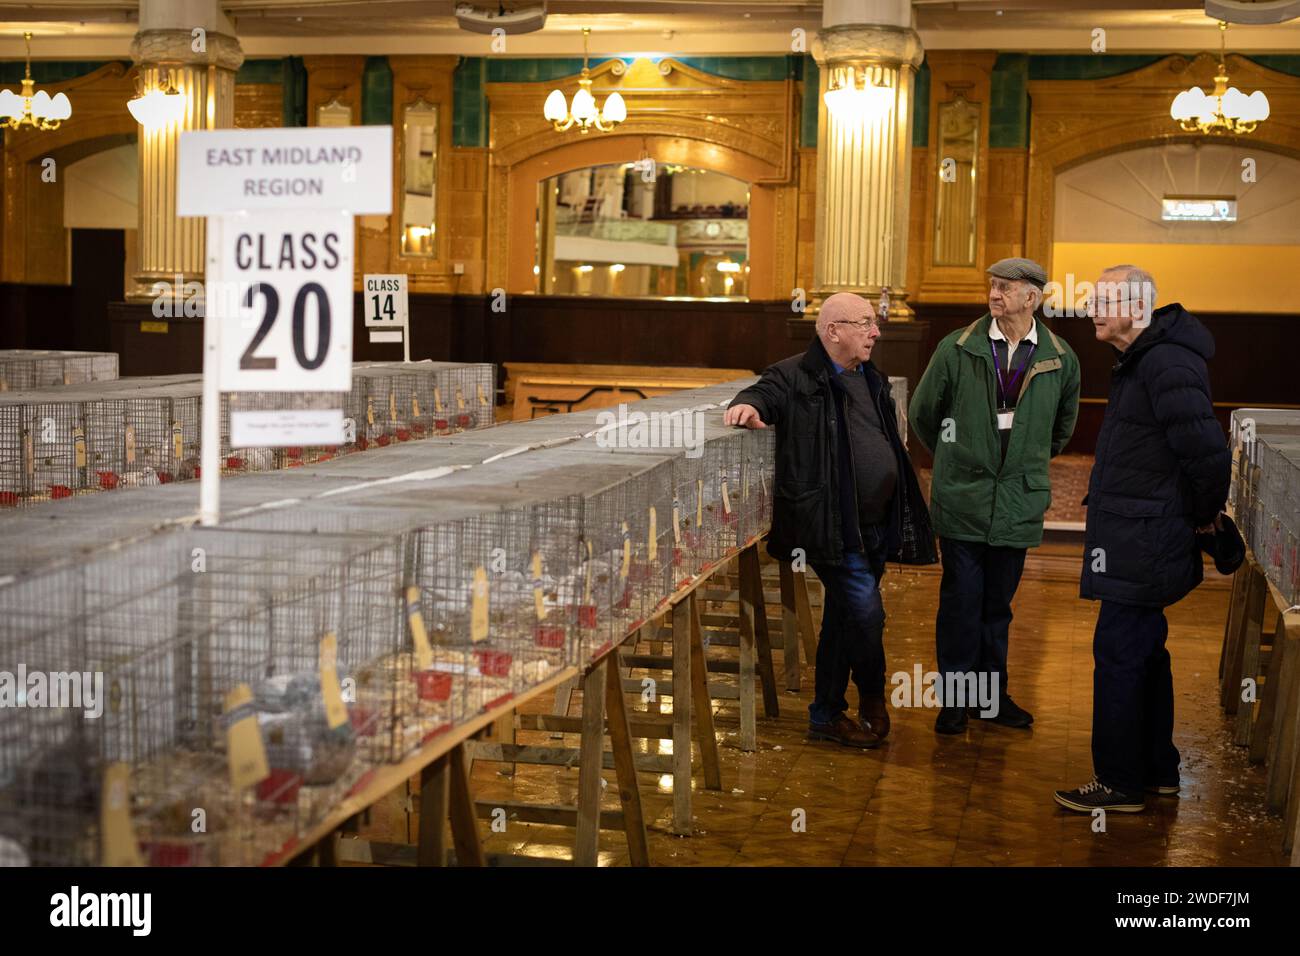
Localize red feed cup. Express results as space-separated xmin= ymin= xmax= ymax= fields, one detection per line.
xmin=413 ymin=670 xmax=453 ymax=701
xmin=474 ymin=649 xmax=513 ymax=677
xmin=256 ymin=769 xmax=302 ymax=806
xmin=534 ymin=625 xmax=565 ymax=648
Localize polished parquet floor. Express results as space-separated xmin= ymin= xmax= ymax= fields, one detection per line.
xmin=452 ymin=541 xmax=1286 ymax=866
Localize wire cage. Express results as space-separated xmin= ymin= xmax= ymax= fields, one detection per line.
xmin=0 ymin=350 xmax=118 ymax=391
xmin=0 ymin=535 xmax=187 ymax=867
xmin=738 ymin=425 xmax=776 ymax=550
xmin=162 ymin=525 xmax=406 ymax=863
xmin=1231 ymin=409 xmax=1300 ymax=608
xmin=408 ymin=500 xmax=581 ymax=729
xmin=0 ymin=403 xmax=20 ymax=507
xmin=21 ymin=396 xmax=86 ymax=502
xmin=0 ymin=374 xmax=766 ymax=866
xmin=683 ymin=426 xmax=746 ymax=571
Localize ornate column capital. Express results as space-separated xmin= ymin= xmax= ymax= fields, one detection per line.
xmin=813 ymin=23 xmax=923 ymax=71
xmin=130 ymin=29 xmax=244 ymax=72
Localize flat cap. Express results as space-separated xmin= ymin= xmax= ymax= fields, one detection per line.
xmin=986 ymin=257 xmax=1047 ymax=289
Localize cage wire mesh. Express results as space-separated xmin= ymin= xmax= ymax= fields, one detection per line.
xmin=0 ymin=350 xmax=119 ymax=391
xmin=0 ymin=376 xmax=769 ymax=866
xmin=1230 ymin=409 xmax=1300 ymax=608
xmin=0 ymin=363 xmax=495 ymax=507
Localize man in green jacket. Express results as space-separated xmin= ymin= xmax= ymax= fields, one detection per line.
xmin=909 ymin=257 xmax=1081 ymax=735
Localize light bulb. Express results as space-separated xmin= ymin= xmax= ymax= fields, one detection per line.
xmin=0 ymin=89 xmax=23 ymax=119
xmin=602 ymin=91 xmax=626 ymax=124
xmin=571 ymin=87 xmax=597 ymax=122
xmin=543 ymin=88 xmax=568 ymax=122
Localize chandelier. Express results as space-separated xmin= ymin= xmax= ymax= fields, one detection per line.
xmin=543 ymin=28 xmax=626 ymax=134
xmin=127 ymin=70 xmax=187 ymax=129
xmin=1170 ymin=21 xmax=1269 ymax=135
xmin=0 ymin=33 xmax=72 ymax=131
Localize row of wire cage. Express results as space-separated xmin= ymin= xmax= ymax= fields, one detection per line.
xmin=1231 ymin=408 xmax=1300 ymax=610
xmin=0 ymin=376 xmax=781 ymax=867
xmin=0 ymin=350 xmax=118 ymax=392
xmin=0 ymin=362 xmax=495 ymax=506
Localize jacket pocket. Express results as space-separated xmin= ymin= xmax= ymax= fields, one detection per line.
xmin=1024 ymin=471 xmax=1052 ymax=517
xmin=773 ymin=485 xmax=830 ymax=559
xmin=1089 ymin=496 xmax=1162 ymax=590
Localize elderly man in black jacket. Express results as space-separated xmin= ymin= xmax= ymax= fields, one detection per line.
xmin=1055 ymin=266 xmax=1230 ymax=814
xmin=725 ymin=292 xmax=937 ymax=749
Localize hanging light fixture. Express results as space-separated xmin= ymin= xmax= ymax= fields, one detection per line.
xmin=1170 ymin=21 xmax=1269 ymax=135
xmin=823 ymin=63 xmax=894 ymax=122
xmin=543 ymin=28 xmax=626 ymax=134
xmin=0 ymin=32 xmax=72 ymax=131
xmin=127 ymin=69 xmax=187 ymax=129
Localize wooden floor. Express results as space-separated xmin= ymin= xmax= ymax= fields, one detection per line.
xmin=455 ymin=541 xmax=1287 ymax=866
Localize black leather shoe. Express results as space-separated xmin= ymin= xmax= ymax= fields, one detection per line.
xmin=971 ymin=695 xmax=1034 ymax=728
xmin=934 ymin=706 xmax=968 ymax=735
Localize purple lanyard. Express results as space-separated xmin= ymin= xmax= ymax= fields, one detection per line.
xmin=991 ymin=338 xmax=1036 ymax=408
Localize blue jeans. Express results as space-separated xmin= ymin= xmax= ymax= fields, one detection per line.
xmin=809 ymin=525 xmax=888 ymax=725
xmin=935 ymin=536 xmax=1027 ymax=705
xmin=1092 ymin=600 xmax=1180 ymax=794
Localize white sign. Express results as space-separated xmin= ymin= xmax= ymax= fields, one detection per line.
xmin=364 ymin=274 xmax=409 ymax=345
xmin=178 ymin=126 xmax=393 ymax=216
xmin=209 ymin=210 xmax=354 ymax=392
xmin=231 ymin=408 xmax=344 ymax=447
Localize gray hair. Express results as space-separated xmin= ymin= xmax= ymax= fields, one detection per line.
xmin=1101 ymin=264 xmax=1158 ymax=323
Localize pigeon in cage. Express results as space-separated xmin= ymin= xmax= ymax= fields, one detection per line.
xmin=118 ymin=466 xmax=161 ymax=489
xmin=254 ymin=672 xmax=356 ymax=786
xmin=19 ymin=731 xmax=101 ymax=866
xmin=0 ymin=834 xmax=29 ymax=867
xmin=232 ymin=447 xmax=274 ymax=472
xmin=175 ymin=457 xmax=199 ymax=482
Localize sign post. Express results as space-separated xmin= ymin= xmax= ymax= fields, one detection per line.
xmin=363 ymin=273 xmax=411 ymax=362
xmin=178 ymin=126 xmax=392 ymax=525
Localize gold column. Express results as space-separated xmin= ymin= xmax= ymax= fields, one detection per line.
xmin=126 ymin=29 xmax=243 ymax=302
xmin=812 ymin=24 xmax=923 ymax=318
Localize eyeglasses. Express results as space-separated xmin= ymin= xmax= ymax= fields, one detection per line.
xmin=834 ymin=318 xmax=879 ymax=332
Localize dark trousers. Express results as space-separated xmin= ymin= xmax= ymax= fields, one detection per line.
xmin=935 ymin=536 xmax=1027 ymax=705
xmin=808 ymin=525 xmax=888 ymax=725
xmin=1092 ymin=600 xmax=1180 ymax=795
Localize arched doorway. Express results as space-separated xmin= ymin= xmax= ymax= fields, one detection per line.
xmin=1026 ymin=53 xmax=1300 ymax=273
xmin=484 ymin=58 xmax=799 ymax=298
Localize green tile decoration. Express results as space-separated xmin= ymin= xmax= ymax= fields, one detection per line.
xmin=1246 ymin=55 xmax=1300 ymax=78
xmin=1027 ymin=55 xmax=1164 ymax=81
xmin=801 ymin=55 xmax=819 ymax=149
xmin=675 ymin=56 xmax=794 ymax=81
xmin=281 ymin=56 xmax=307 ymax=127
xmin=454 ymin=56 xmax=487 ymax=148
xmin=362 ymin=56 xmax=393 ymax=126
xmin=990 ymin=54 xmax=1028 ymax=149
xmin=236 ymin=59 xmax=286 ymax=84
xmin=0 ymin=60 xmax=113 ymax=84
xmin=913 ymin=60 xmax=930 ymax=149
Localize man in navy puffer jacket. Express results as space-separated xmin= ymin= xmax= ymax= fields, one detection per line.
xmin=1055 ymin=265 xmax=1230 ymax=814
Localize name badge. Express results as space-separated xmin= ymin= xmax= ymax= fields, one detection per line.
xmin=997 ymin=409 xmax=1015 ymax=430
